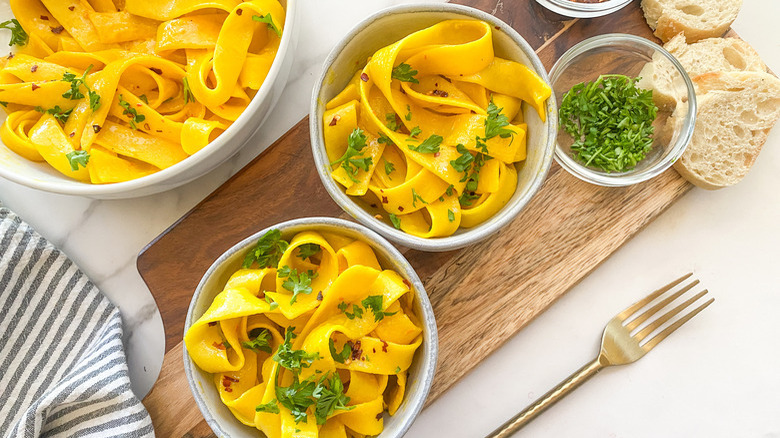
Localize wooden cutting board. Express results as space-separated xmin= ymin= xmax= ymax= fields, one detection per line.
xmin=137 ymin=1 xmax=694 ymax=436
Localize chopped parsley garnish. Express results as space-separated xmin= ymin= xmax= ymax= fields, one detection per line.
xmin=243 ymin=229 xmax=289 ymax=268
xmin=395 ymin=366 xmax=402 ymax=374
xmin=384 ymin=159 xmax=395 ymax=175
xmin=255 ymin=399 xmax=280 ymax=414
xmin=559 ymin=74 xmax=658 ymax=172
xmin=448 ymin=209 xmax=455 ymax=222
xmin=407 ymin=134 xmax=442 ymax=154
xmin=361 ymin=295 xmax=396 ymax=322
xmin=0 ymin=19 xmax=28 ymax=47
xmin=450 ymin=143 xmax=474 ymax=174
xmin=391 ymin=62 xmax=419 ymax=84
xmin=328 ymin=338 xmax=351 ymax=364
xmin=182 ymin=77 xmax=194 ymax=103
xmin=409 ymin=126 xmax=422 ymax=138
xmin=278 ymin=266 xmax=317 ymax=304
xmin=484 ymin=100 xmax=514 ymax=140
xmin=385 ymin=113 xmax=398 ymax=131
xmin=65 ymin=150 xmax=89 ymax=171
xmin=139 ymin=94 xmax=149 ymax=104
xmin=411 ymin=188 xmax=427 ymax=207
xmin=388 ymin=213 xmax=401 ymax=229
xmin=273 ymin=327 xmax=320 ymax=374
xmin=88 ymin=90 xmax=101 ymax=111
xmin=275 ymin=372 xmax=352 ymax=424
xmin=36 ymin=105 xmax=72 ymax=124
xmin=265 ymin=294 xmax=279 ymax=310
xmin=62 ymin=65 xmax=93 ymax=100
xmin=377 ymin=133 xmax=393 ymax=145
xmin=343 ymin=303 xmax=363 ymax=320
xmin=330 ymin=128 xmax=373 ymax=183
xmin=312 ymin=373 xmax=352 ymax=424
xmin=242 ymin=328 xmax=272 ymax=353
xmin=404 ymin=104 xmax=412 ymax=121
xmin=252 ymin=14 xmax=282 ymax=38
xmin=445 ymin=185 xmax=454 ymax=196
xmin=459 ymin=191 xmax=480 ymax=207
xmin=296 ymin=243 xmax=321 ymax=260
xmin=118 ymin=94 xmax=145 ymax=129
xmin=275 ymin=377 xmax=316 ymax=423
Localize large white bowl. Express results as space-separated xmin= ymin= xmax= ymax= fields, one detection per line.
xmin=183 ymin=218 xmax=438 ymax=438
xmin=310 ymin=3 xmax=557 ymax=252
xmin=0 ymin=0 xmax=298 ymax=198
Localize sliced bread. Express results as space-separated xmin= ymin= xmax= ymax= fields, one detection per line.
xmin=641 ymin=0 xmax=742 ymax=43
xmin=672 ymin=71 xmax=780 ymax=189
xmin=637 ymin=33 xmax=766 ymax=109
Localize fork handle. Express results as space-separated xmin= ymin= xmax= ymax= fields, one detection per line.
xmin=485 ymin=359 xmax=604 ymax=438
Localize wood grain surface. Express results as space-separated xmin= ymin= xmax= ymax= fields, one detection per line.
xmin=138 ymin=1 xmax=695 ymax=435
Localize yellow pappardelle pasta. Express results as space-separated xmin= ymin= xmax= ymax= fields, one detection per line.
xmin=0 ymin=0 xmax=284 ymax=183
xmin=185 ymin=229 xmax=423 ymax=438
xmin=322 ymin=20 xmax=551 ymax=238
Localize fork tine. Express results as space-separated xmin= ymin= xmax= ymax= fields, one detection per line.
xmin=634 ymin=289 xmax=708 ymax=340
xmin=624 ymin=279 xmax=700 ymax=331
xmin=617 ymin=272 xmax=693 ymax=321
xmin=641 ymin=297 xmax=714 ymax=351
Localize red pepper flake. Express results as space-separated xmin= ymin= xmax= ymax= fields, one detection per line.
xmin=431 ymin=89 xmax=449 ymax=98
xmin=370 ymin=203 xmax=377 ymax=208
xmin=150 ymin=67 xmax=162 ymax=75
xmin=68 ymin=5 xmax=75 ymax=11
xmin=495 ymin=25 xmax=500 ymax=30
xmin=402 ymin=279 xmax=411 ymax=288
xmin=350 ymin=340 xmax=362 ymax=361
xmin=208 ymin=322 xmax=217 ymax=326
xmin=143 ymin=122 xmax=151 ymax=130
xmin=376 ymin=413 xmax=383 ymax=420
xmin=316 ymin=291 xmax=323 ymax=301
xmin=236 ymin=8 xmax=243 ymax=15
xmin=400 ymin=87 xmax=407 ymax=95
xmin=156 ymin=129 xmax=163 ymax=133
xmin=31 ymin=65 xmax=38 ymax=73
xmin=51 ymin=25 xmax=65 ymax=34
xmin=31 ymin=83 xmax=40 ymax=91
xmin=398 ymin=206 xmax=404 ymax=212
xmin=434 ymin=82 xmax=439 ymax=87
xmin=7 ymin=53 xmax=14 ymax=60
xmin=213 ymin=342 xmax=226 ymax=350
xmin=434 ymin=152 xmax=440 ymax=158
xmin=381 ymin=340 xmax=388 ymax=353
xmin=40 ymin=15 xmax=49 ymax=20
xmin=93 ymin=125 xmax=101 ymax=134
xmin=372 ymin=348 xmax=376 ymax=353
xmin=328 ymin=116 xmax=339 ymax=126
xmin=381 ymin=196 xmax=388 ymax=204
xmin=360 ymin=72 xmax=369 ymax=82
xmin=224 ymin=376 xmax=238 ymax=382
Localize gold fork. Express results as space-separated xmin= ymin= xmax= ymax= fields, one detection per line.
xmin=486 ymin=273 xmax=713 ymax=437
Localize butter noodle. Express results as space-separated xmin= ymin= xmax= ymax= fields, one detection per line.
xmin=185 ymin=230 xmax=424 ymax=437
xmin=323 ymin=20 xmax=551 ymax=238
xmin=0 ymin=0 xmax=284 ymax=183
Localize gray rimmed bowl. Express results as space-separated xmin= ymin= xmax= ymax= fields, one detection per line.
xmin=310 ymin=3 xmax=557 ymax=252
xmin=183 ymin=217 xmax=438 ymax=438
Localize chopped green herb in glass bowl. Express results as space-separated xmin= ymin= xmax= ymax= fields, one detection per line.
xmin=550 ymin=34 xmax=696 ymax=187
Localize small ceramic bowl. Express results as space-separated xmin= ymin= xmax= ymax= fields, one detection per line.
xmin=535 ymin=0 xmax=633 ymax=18
xmin=550 ymin=34 xmax=696 ymax=187
xmin=0 ymin=0 xmax=299 ymax=199
xmin=310 ymin=3 xmax=557 ymax=252
xmin=183 ymin=217 xmax=438 ymax=438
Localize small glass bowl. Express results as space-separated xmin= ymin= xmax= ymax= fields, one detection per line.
xmin=535 ymin=0 xmax=633 ymax=18
xmin=550 ymin=34 xmax=697 ymax=187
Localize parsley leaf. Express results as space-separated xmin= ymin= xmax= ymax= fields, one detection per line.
xmin=0 ymin=19 xmax=28 ymax=47
xmin=252 ymin=14 xmax=282 ymax=38
xmin=445 ymin=185 xmax=454 ymax=196
xmin=361 ymin=295 xmax=396 ymax=322
xmin=411 ymin=188 xmax=427 ymax=207
xmin=242 ymin=328 xmax=272 ymax=353
xmin=88 ymin=90 xmax=101 ymax=111
xmin=407 ymin=134 xmax=442 ymax=154
xmin=182 ymin=77 xmax=194 ymax=103
xmin=450 ymin=143 xmax=474 ymax=173
xmin=448 ymin=209 xmax=455 ymax=222
xmin=265 ymin=294 xmax=279 ymax=310
xmin=65 ymin=150 xmax=89 ymax=171
xmin=243 ymin=229 xmax=289 ymax=268
xmin=312 ymin=373 xmax=353 ymax=425
xmin=273 ymin=327 xmax=320 ymax=374
xmin=377 ymin=133 xmax=393 ymax=145
xmin=278 ymin=266 xmax=317 ymax=304
xmin=484 ymin=100 xmax=514 ymax=140
xmin=37 ymin=106 xmax=72 ymax=124
xmin=388 ymin=213 xmax=401 ymax=229
xmin=296 ymin=243 xmax=321 ymax=260
xmin=337 ymin=301 xmax=348 ymax=313
xmin=328 ymin=338 xmax=351 ymax=364
xmin=459 ymin=191 xmax=480 ymax=207
xmin=405 ymin=104 xmax=412 ymax=121
xmin=409 ymin=126 xmax=422 ymax=138
xmin=385 ymin=113 xmax=398 ymax=131
xmin=275 ymin=377 xmax=316 ymax=423
xmin=255 ymin=399 xmax=280 ymax=414
xmin=384 ymin=159 xmax=395 ymax=175
xmin=391 ymin=63 xmax=419 ymax=84
xmin=343 ymin=303 xmax=363 ymax=320
xmin=395 ymin=366 xmax=402 ymax=374
xmin=330 ymin=128 xmax=373 ymax=183
xmin=61 ymin=65 xmax=94 ymax=101
xmin=118 ymin=94 xmax=145 ymax=129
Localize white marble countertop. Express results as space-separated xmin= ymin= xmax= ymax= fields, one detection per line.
xmin=1 ymin=0 xmax=778 ymax=436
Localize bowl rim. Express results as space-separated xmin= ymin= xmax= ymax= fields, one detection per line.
xmin=544 ymin=0 xmax=633 ymax=13
xmin=182 ymin=217 xmax=439 ymax=438
xmin=309 ymin=2 xmax=557 ymax=252
xmin=550 ymin=33 xmax=697 ymax=187
xmin=0 ymin=0 xmax=298 ymax=197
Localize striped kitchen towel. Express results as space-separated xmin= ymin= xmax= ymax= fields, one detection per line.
xmin=0 ymin=207 xmax=154 ymax=437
